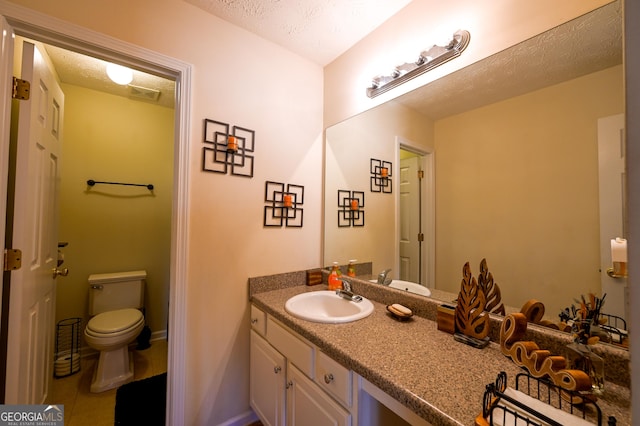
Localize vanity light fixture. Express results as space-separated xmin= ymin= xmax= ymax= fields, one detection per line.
xmin=202 ymin=119 xmax=255 ymax=178
xmin=264 ymin=181 xmax=304 ymax=227
xmin=367 ymin=29 xmax=470 ymax=98
xmin=338 ymin=190 xmax=365 ymax=227
xmin=370 ymin=158 xmax=392 ymax=193
xmin=106 ymin=63 xmax=133 ymax=85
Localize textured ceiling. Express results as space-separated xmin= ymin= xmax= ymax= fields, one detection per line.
xmin=44 ymin=45 xmax=176 ymax=109
xmin=182 ymin=0 xmax=413 ymax=66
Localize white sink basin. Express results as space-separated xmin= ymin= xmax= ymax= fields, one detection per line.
xmin=285 ymin=291 xmax=374 ymax=323
xmin=370 ymin=279 xmax=432 ymax=297
xmin=389 ymin=280 xmax=431 ymax=296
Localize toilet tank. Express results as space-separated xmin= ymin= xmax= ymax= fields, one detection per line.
xmin=88 ymin=270 xmax=146 ymax=315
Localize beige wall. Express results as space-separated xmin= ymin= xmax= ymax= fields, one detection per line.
xmin=56 ymin=83 xmax=174 ymax=336
xmin=434 ymin=65 xmax=623 ymax=317
xmin=324 ymin=0 xmax=613 ymax=127
xmin=4 ymin=0 xmax=323 ymax=423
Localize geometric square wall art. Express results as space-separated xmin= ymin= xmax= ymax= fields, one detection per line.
xmin=338 ymin=190 xmax=364 ymax=227
xmin=264 ymin=181 xmax=304 ymax=227
xmin=202 ymin=118 xmax=255 ymax=178
xmin=370 ymin=158 xmax=392 ymax=193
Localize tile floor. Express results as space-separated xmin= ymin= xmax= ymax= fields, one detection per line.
xmin=51 ymin=339 xmax=168 ymax=426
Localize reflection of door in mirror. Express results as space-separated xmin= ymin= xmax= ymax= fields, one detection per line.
xmin=598 ymin=114 xmax=627 ymax=322
xmin=398 ymin=147 xmax=433 ymax=286
xmin=400 ymin=154 xmax=421 ymax=283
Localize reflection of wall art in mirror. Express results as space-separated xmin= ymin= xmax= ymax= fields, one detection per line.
xmin=370 ymin=158 xmax=393 ymax=193
xmin=202 ymin=118 xmax=255 ymax=177
xmin=264 ymin=181 xmax=304 ymax=227
xmin=338 ymin=190 xmax=364 ymax=227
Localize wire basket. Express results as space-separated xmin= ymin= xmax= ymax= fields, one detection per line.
xmin=54 ymin=317 xmax=82 ymax=378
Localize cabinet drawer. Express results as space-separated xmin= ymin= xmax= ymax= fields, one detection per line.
xmin=316 ymin=351 xmax=352 ymax=408
xmin=267 ymin=317 xmax=314 ymax=378
xmin=250 ymin=305 xmax=267 ymax=336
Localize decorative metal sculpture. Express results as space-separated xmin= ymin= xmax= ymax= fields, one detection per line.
xmin=202 ymin=119 xmax=255 ymax=177
xmin=264 ymin=181 xmax=304 ymax=227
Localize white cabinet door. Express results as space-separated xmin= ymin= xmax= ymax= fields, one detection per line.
xmin=250 ymin=330 xmax=286 ymax=426
xmin=287 ymin=363 xmax=351 ymax=426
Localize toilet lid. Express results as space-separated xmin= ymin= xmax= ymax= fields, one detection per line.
xmin=87 ymin=308 xmax=143 ymax=334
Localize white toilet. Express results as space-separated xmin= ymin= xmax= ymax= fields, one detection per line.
xmin=84 ymin=270 xmax=146 ymax=393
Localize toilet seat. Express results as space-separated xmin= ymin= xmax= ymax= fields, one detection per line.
xmin=86 ymin=308 xmax=144 ymax=337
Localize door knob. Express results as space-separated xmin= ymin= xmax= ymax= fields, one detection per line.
xmin=52 ymin=268 xmax=69 ymax=278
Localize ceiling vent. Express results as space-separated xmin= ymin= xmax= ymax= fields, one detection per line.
xmin=128 ymin=84 xmax=161 ymax=102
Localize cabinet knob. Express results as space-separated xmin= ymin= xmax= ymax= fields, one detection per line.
xmin=273 ymin=366 xmax=282 ymax=374
xmin=286 ymin=380 xmax=293 ymax=389
xmin=324 ymin=373 xmax=334 ymax=384
xmin=251 ymin=318 xmax=258 ymax=324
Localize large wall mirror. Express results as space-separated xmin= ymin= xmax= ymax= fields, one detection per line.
xmin=323 ymin=1 xmax=626 ymax=341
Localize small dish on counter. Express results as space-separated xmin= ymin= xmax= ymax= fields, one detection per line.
xmin=386 ymin=303 xmax=413 ymax=321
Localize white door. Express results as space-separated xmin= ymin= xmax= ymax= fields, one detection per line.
xmin=598 ymin=114 xmax=626 ymax=321
xmin=399 ymin=156 xmax=421 ymax=283
xmin=5 ymin=41 xmax=64 ymax=404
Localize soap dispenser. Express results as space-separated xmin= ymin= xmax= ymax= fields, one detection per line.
xmin=347 ymin=259 xmax=357 ymax=277
xmin=328 ymin=262 xmax=342 ymax=290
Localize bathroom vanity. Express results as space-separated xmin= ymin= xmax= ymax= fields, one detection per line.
xmin=249 ymin=272 xmax=631 ymax=425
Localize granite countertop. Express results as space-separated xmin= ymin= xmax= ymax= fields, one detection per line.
xmin=250 ymin=284 xmax=631 ymax=426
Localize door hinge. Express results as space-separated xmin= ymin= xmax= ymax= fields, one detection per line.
xmin=4 ymin=249 xmax=22 ymax=271
xmin=418 ymin=233 xmax=424 ymax=242
xmin=12 ymin=77 xmax=30 ymax=100
xmin=417 ymin=170 xmax=424 ymax=179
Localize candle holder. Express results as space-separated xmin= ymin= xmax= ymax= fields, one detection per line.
xmin=370 ymin=158 xmax=392 ymax=193
xmin=264 ymin=181 xmax=304 ymax=227
xmin=338 ymin=190 xmax=364 ymax=227
xmin=202 ymin=119 xmax=255 ymax=177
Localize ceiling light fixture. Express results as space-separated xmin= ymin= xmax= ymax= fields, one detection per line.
xmin=106 ymin=63 xmax=133 ymax=85
xmin=367 ymin=30 xmax=470 ymax=98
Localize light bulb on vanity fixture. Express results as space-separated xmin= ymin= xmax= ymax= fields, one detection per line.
xmin=106 ymin=63 xmax=133 ymax=85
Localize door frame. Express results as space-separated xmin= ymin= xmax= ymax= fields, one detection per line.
xmin=0 ymin=2 xmax=190 ymax=423
xmin=394 ymin=137 xmax=434 ymax=288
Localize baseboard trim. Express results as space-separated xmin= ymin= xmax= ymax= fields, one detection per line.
xmin=216 ymin=410 xmax=259 ymax=426
xmin=150 ymin=329 xmax=167 ymax=341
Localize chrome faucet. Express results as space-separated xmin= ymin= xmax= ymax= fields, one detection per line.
xmin=377 ymin=269 xmax=392 ymax=285
xmin=335 ymin=279 xmax=363 ymax=302
xmin=339 ymin=278 xmax=352 ymax=292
